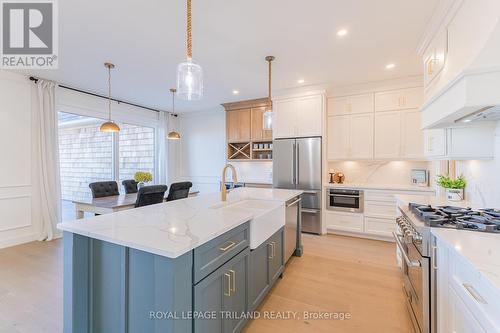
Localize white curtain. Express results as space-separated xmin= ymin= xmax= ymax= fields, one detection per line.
xmin=157 ymin=111 xmax=169 ymax=185
xmin=33 ymin=80 xmax=61 ymax=241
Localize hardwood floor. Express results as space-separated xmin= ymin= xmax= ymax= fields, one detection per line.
xmin=0 ymin=234 xmax=412 ymax=333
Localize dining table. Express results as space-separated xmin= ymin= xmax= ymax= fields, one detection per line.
xmin=72 ymin=190 xmax=200 ymax=219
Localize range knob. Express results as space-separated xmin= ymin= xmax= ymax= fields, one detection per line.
xmin=413 ymin=233 xmax=423 ymax=244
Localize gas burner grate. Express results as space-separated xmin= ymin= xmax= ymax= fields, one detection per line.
xmin=408 ymin=202 xmax=500 ymax=233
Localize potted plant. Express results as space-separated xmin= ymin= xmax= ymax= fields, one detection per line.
xmin=134 ymin=171 xmax=153 ymax=189
xmin=436 ymin=175 xmax=466 ymax=201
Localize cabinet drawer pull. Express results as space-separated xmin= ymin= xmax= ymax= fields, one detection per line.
xmin=463 ymin=283 xmax=487 ymax=304
xmin=229 ymin=269 xmax=236 ymax=293
xmin=432 ymin=246 xmax=438 ymax=270
xmin=271 ymin=241 xmax=276 ymax=258
xmin=224 ymin=272 xmax=231 ymax=296
xmin=219 ymin=241 xmax=236 ymax=252
xmin=268 ymin=243 xmax=274 ymax=259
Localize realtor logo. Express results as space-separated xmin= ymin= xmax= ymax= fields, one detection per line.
xmin=1 ymin=0 xmax=58 ymax=68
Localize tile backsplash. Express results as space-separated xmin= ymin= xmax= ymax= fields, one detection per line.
xmin=328 ymin=161 xmax=433 ymax=186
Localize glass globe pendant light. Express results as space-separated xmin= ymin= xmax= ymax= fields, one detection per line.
xmin=177 ymin=0 xmax=203 ymax=100
xmin=167 ymin=88 xmax=181 ymax=140
xmin=262 ymin=56 xmax=275 ymax=131
xmin=100 ymin=62 xmax=120 ymax=132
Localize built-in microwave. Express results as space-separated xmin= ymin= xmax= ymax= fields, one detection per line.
xmin=326 ymin=188 xmax=364 ymax=213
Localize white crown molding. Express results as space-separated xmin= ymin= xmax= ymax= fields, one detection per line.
xmin=416 ymin=0 xmax=465 ymax=55
xmin=330 ymin=75 xmax=423 ymax=97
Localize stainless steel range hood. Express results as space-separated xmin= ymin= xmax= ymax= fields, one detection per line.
xmin=454 ymin=105 xmax=500 ymax=124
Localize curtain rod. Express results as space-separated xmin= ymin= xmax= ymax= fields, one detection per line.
xmin=29 ymin=76 xmax=171 ymax=114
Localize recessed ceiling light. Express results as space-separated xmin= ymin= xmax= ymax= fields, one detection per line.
xmin=232 ymin=90 xmax=239 ymax=95
xmin=337 ymin=29 xmax=348 ymax=37
xmin=385 ymin=63 xmax=396 ymax=69
xmin=297 ymin=79 xmax=305 ymax=84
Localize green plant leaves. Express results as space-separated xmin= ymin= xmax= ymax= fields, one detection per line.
xmin=436 ymin=175 xmax=466 ymax=189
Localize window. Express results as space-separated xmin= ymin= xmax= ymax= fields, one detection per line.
xmin=118 ymin=123 xmax=155 ymax=184
xmin=58 ymin=113 xmax=158 ymax=221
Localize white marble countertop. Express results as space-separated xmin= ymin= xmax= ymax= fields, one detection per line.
xmin=325 ymin=182 xmax=435 ymax=192
xmin=57 ymin=188 xmax=302 ymax=258
xmin=432 ymin=228 xmax=500 ymax=292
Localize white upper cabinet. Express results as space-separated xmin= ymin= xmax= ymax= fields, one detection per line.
xmin=423 ymin=125 xmax=495 ymax=160
xmin=401 ymin=110 xmax=424 ymax=159
xmin=375 ymin=87 xmax=423 ymax=112
xmin=327 ymin=115 xmax=350 ymax=160
xmin=328 ymin=93 xmax=373 ymax=116
xmin=296 ymin=94 xmax=323 ymax=137
xmin=327 ymin=113 xmax=374 ymax=160
xmin=273 ymin=98 xmax=297 ymax=138
xmin=350 ymin=113 xmax=374 ymax=159
xmin=273 ymin=92 xmax=324 ymax=138
xmin=374 ymin=111 xmax=402 ymax=158
xmin=327 ymin=87 xmax=425 ymax=161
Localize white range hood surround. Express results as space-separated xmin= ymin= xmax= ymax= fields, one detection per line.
xmin=421 ymin=19 xmax=500 ymax=129
xmin=421 ymin=68 xmax=500 ymax=128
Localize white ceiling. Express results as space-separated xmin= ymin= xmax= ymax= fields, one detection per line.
xmin=27 ymin=0 xmax=438 ymax=112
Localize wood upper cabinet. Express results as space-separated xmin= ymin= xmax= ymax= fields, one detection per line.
xmin=251 ymin=107 xmax=272 ymax=141
xmin=226 ymin=109 xmax=251 ymax=142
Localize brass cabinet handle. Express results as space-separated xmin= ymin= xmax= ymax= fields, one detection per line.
xmin=219 ymin=241 xmax=236 ymax=252
xmin=268 ymin=243 xmax=274 ymax=259
xmin=463 ymin=283 xmax=487 ymax=304
xmin=229 ymin=269 xmax=236 ymax=293
xmin=224 ymin=272 xmax=231 ymax=296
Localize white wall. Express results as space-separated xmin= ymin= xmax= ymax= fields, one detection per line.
xmin=0 ymin=71 xmax=40 ymax=249
xmin=174 ymin=110 xmax=226 ymax=193
xmin=456 ymin=122 xmax=500 ymax=207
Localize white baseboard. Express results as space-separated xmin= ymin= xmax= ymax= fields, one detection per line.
xmin=326 ymin=229 xmax=394 ymax=243
xmin=0 ymin=233 xmax=39 ymax=250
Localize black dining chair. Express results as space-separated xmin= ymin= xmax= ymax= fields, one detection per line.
xmin=135 ymin=185 xmax=168 ymax=208
xmin=166 ymin=182 xmax=193 ymax=202
xmin=89 ymin=181 xmax=120 ymax=198
xmin=122 ymin=179 xmax=138 ymax=194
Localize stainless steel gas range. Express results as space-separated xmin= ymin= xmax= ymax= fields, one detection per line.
xmin=395 ymin=202 xmax=500 ymax=333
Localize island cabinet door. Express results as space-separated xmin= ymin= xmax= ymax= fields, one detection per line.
xmin=248 ymin=241 xmax=271 ymax=311
xmin=268 ymin=228 xmax=284 ymax=284
xmin=193 ymin=247 xmax=249 ymax=333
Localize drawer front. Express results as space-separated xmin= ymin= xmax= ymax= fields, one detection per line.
xmin=364 ymin=200 xmax=397 ymax=218
xmin=364 ymin=217 xmax=395 ymax=237
xmin=364 ymin=190 xmax=396 ymax=203
xmin=450 ymin=251 xmax=500 ymax=332
xmin=194 ymin=222 xmax=249 ymax=284
xmin=326 ymin=212 xmax=363 ymax=233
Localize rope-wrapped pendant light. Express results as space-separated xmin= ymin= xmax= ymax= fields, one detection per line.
xmin=177 ymin=0 xmax=203 ymax=100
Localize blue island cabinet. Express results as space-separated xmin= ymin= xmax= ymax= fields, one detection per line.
xmin=63 ymin=222 xmax=285 ymax=333
xmin=63 ymin=232 xmax=192 ymax=333
xmin=193 ymin=247 xmax=249 ymax=333
xmin=248 ymin=228 xmax=284 ymax=311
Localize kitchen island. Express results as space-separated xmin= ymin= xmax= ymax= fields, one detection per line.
xmin=58 ymin=187 xmax=302 ymax=333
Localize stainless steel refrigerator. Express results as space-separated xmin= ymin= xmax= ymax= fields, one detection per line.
xmin=273 ymin=137 xmax=322 ymax=234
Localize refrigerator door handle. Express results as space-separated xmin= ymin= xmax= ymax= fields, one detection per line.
xmin=292 ymin=141 xmax=296 ymax=185
xmin=295 ymin=141 xmax=300 ymax=187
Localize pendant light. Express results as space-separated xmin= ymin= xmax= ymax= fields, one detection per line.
xmin=177 ymin=0 xmax=203 ymax=100
xmin=262 ymin=56 xmax=275 ymax=131
xmin=167 ymin=88 xmax=181 ymax=140
xmin=100 ymin=62 xmax=120 ymax=132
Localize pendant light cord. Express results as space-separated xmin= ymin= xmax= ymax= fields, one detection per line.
xmin=108 ymin=65 xmax=112 ymax=121
xmin=266 ymin=56 xmax=275 ymax=108
xmin=187 ymin=0 xmax=193 ymax=59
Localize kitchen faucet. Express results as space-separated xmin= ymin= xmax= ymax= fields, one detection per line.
xmin=221 ymin=164 xmax=237 ymax=201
